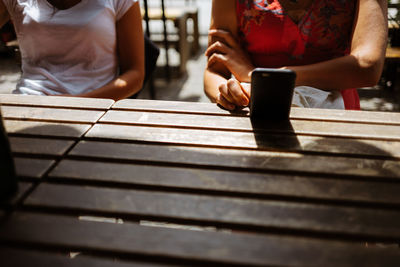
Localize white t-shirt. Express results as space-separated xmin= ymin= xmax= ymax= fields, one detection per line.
xmin=2 ymin=0 xmax=137 ymax=95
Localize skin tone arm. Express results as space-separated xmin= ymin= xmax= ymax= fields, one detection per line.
xmin=77 ymin=1 xmax=145 ymax=100
xmin=204 ymin=0 xmax=252 ymax=110
xmin=204 ymin=0 xmax=388 ymax=110
xmin=290 ymin=0 xmax=388 ymax=91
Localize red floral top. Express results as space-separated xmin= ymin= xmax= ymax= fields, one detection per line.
xmin=236 ymin=0 xmax=360 ymax=110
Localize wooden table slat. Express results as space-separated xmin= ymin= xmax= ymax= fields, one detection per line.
xmin=87 ymin=122 xmax=400 ymax=151
xmin=0 ymin=94 xmax=114 ymax=110
xmin=98 ymin=111 xmax=400 ymax=158
xmin=14 ymin=158 xmax=55 ymax=179
xmin=69 ymin=141 xmax=400 ymax=180
xmin=100 ymin=110 xmax=400 ymax=141
xmin=4 ymin=120 xmax=92 ymax=138
xmin=0 ymin=248 xmax=165 ymax=267
xmin=49 ymin=159 xmax=400 ymax=207
xmin=1 ymin=212 xmax=400 ymax=266
xmin=6 ymin=182 xmax=34 ymax=207
xmin=1 ymin=106 xmax=106 ymax=123
xmin=10 ymin=137 xmax=75 ymax=156
xmin=113 ymin=99 xmax=400 ymax=125
xmin=24 ymin=183 xmax=400 ymax=240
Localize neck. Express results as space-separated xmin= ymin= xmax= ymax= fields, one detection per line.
xmin=46 ymin=0 xmax=81 ymax=10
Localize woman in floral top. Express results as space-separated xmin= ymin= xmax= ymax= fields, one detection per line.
xmin=204 ymin=0 xmax=387 ymax=110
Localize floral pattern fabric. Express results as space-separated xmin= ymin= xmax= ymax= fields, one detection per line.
xmin=236 ymin=0 xmax=360 ymax=109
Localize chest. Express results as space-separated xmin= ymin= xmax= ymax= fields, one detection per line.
xmin=279 ymin=0 xmax=315 ymax=24
xmin=237 ymin=0 xmax=357 ymax=66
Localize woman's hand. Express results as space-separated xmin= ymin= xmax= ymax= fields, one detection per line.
xmin=206 ymin=29 xmax=254 ymax=83
xmin=216 ymin=78 xmax=251 ymax=110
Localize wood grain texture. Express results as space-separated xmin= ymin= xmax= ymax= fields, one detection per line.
xmin=0 ymin=94 xmax=114 ymax=110
xmin=4 ymin=120 xmax=91 ymax=138
xmin=24 ymin=183 xmax=400 ymax=240
xmin=69 ymin=141 xmax=400 ymax=180
xmin=14 ymin=158 xmax=55 ymax=179
xmin=87 ymin=123 xmax=400 ymax=152
xmin=1 ymin=212 xmax=400 ymax=266
xmin=1 ymin=106 xmax=106 ymax=123
xmin=49 ymin=159 xmax=400 ymax=207
xmin=98 ymin=111 xmax=400 ymax=158
xmin=113 ymin=99 xmax=400 ymax=125
xmin=6 ymin=182 xmax=33 ymax=207
xmin=9 ymin=137 xmax=74 ymax=156
xmin=0 ymin=248 xmax=164 ymax=267
xmin=101 ymin=110 xmax=400 ymax=140
xmin=113 ymin=99 xmax=238 ymax=115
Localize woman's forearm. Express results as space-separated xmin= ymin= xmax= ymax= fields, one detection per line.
xmin=292 ymin=0 xmax=387 ymax=91
xmin=288 ymin=52 xmax=386 ymax=91
xmin=77 ymin=69 xmax=144 ymax=100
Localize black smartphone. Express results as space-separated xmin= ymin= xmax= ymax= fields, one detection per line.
xmin=250 ymin=68 xmax=296 ymax=120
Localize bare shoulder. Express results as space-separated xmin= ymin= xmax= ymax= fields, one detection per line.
xmin=210 ymin=0 xmax=237 ymax=37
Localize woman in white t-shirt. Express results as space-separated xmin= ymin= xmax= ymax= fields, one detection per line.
xmin=0 ymin=0 xmax=144 ymax=100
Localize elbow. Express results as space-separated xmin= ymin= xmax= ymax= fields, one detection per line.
xmin=353 ymin=53 xmax=385 ymax=87
xmin=132 ymin=67 xmax=145 ymax=90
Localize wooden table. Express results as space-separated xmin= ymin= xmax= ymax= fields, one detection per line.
xmin=1 ymin=94 xmax=400 ymax=266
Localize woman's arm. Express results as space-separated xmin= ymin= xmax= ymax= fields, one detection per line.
xmin=289 ymin=0 xmax=388 ymax=91
xmin=0 ymin=1 xmax=10 ymax=28
xmin=77 ymin=1 xmax=145 ymax=100
xmin=204 ymin=0 xmax=252 ymax=109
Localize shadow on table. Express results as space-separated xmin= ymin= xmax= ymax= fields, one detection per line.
xmin=11 ymin=123 xmax=84 ymax=139
xmin=250 ymin=117 xmax=399 ymax=179
xmin=250 ymin=118 xmax=301 ymax=150
xmin=1 ymin=124 xmax=82 ymax=208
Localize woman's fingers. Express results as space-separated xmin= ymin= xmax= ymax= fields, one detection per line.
xmin=209 ymin=29 xmax=239 ymax=49
xmin=216 ymin=92 xmax=235 ymax=111
xmin=218 ymin=82 xmax=235 ymax=103
xmin=207 ymin=53 xmax=228 ymax=68
xmin=205 ymin=41 xmax=230 ymax=57
xmin=218 ymin=79 xmax=249 ymax=108
xmin=240 ymin=82 xmax=251 ymax=99
xmin=227 ymin=79 xmax=249 ymax=106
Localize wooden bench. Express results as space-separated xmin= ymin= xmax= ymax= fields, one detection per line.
xmin=142 ymin=7 xmax=200 ymax=75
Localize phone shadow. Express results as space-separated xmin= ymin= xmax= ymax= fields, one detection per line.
xmin=250 ymin=117 xmax=301 ymax=151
